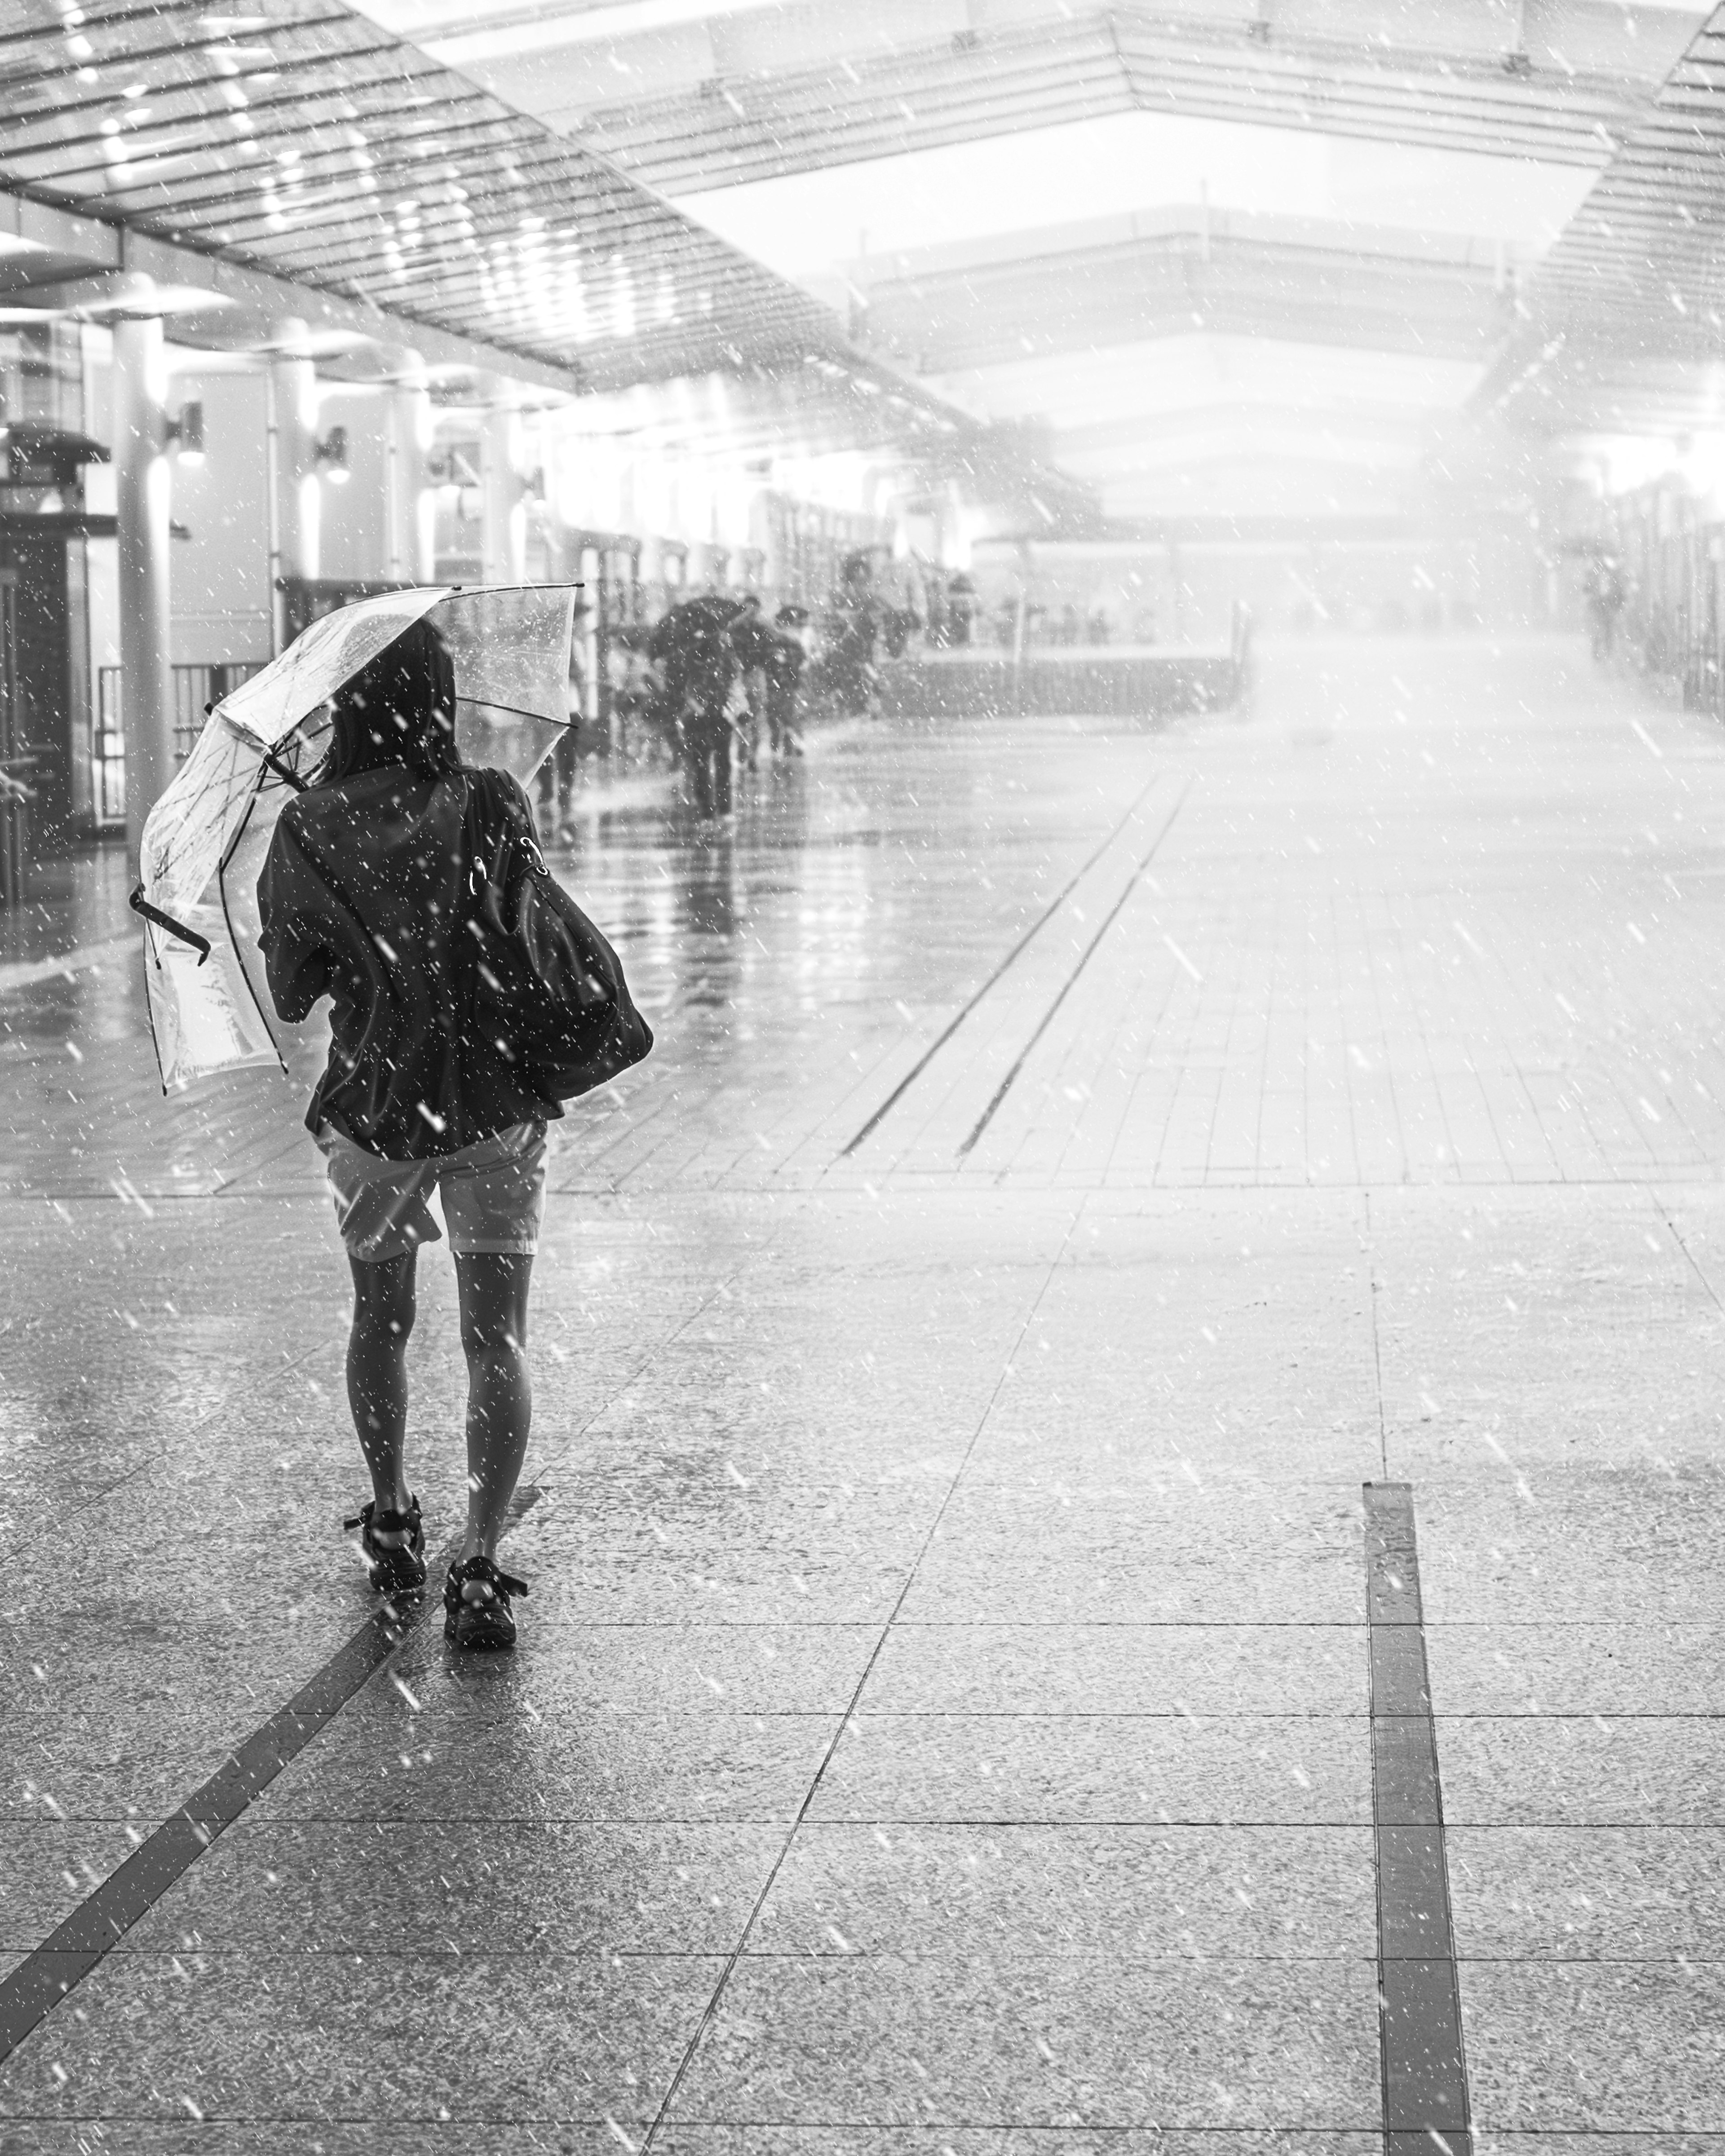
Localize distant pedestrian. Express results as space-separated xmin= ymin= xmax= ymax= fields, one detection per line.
xmin=257 ymin=619 xmax=553 ymax=1650
xmin=764 ymin=603 xmax=811 ymax=755
xmin=650 ymin=596 xmax=745 ymax=816
xmin=946 ymin=573 xmax=976 ymax=646
xmin=1586 ymin=554 xmax=1626 ymax=660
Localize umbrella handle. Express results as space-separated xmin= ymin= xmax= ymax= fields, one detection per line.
xmin=129 ymin=883 xmax=211 ymax=966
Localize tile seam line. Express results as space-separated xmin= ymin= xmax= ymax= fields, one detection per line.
xmin=836 ymin=762 xmax=1169 ymax=1158
xmin=1651 ymin=1186 xmax=1725 ymax=1317
xmin=499 ymin=1185 xmax=818 ymax=1493
xmin=960 ymin=779 xmax=1195 ymax=1161
xmin=0 ymin=2112 xmax=1397 ymax=2132
xmin=637 ymin=1198 xmax=1088 ymax=2152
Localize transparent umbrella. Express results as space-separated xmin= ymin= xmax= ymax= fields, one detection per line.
xmin=133 ymin=583 xmax=578 ymax=1091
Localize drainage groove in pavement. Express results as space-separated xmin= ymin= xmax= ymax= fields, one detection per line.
xmin=839 ymin=764 xmax=1171 ymax=1157
xmin=1365 ymin=1480 xmax=1474 ymax=2156
xmin=957 ymin=779 xmax=1191 ymax=1157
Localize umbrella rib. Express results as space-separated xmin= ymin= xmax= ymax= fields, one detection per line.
xmin=457 ymin=694 xmax=572 ymax=727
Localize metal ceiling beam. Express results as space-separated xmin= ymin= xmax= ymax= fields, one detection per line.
xmin=0 ymin=0 xmax=846 ymax=393
xmin=848 ymin=211 xmax=1514 ymax=375
xmin=479 ymin=3 xmax=1682 ymax=193
xmin=1052 ymin=404 xmax=1438 ymax=461
xmin=1480 ymin=3 xmax=1725 ymax=434
xmin=0 ymin=0 xmax=1103 ymax=511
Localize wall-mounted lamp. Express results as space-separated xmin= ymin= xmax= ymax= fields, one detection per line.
xmin=165 ymin=398 xmax=204 ymax=466
xmin=313 ymin=423 xmax=350 ymax=486
xmin=426 ymin=446 xmax=480 ymax=489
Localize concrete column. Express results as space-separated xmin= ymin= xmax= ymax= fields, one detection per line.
xmin=268 ymin=320 xmax=318 ymax=645
xmin=114 ymin=313 xmax=175 ymax=870
xmin=385 ymin=355 xmax=431 ymax=582
xmin=480 ymin=400 xmax=525 ymax=586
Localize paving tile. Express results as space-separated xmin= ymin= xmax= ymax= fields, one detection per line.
xmin=248 ymin=1687 xmax=839 ymax=1825
xmin=0 ymin=1950 xmax=718 ymax=2125
xmin=1438 ymin=1716 xmax=1725 ymax=1826
xmin=1425 ymin=1625 xmax=1725 ymax=1716
xmin=364 ymin=1621 xmax=872 ymax=1715
xmin=0 ymin=1824 xmax=138 ymax=1948
xmin=0 ymin=1612 xmax=364 ymax=1821
xmin=898 ymin=1538 xmax=1364 ymax=1626
xmin=753 ymin=1821 xmax=1375 ymax=1958
xmin=1369 ymin=1187 xmax=1703 ymax=1380
xmin=511 ymin=1557 xmax=911 ymax=1627
xmin=900 ymin=1471 xmax=1368 ymax=1625
xmin=665 ymin=1954 xmax=1380 ymax=2129
xmin=1398 ymin=1470 xmax=1725 ymax=1624
xmin=1462 ymin=1961 xmax=1725 ymax=2131
xmin=118 ymin=1818 xmax=782 ymax=1954
xmin=809 ymin=1714 xmax=1369 ymax=1825
xmin=1472 ymin=2142 xmax=1725 ymax=2156
xmin=655 ymin=2138 xmax=1383 ymax=2156
xmin=1448 ymin=1826 xmax=1725 ymax=1959
xmin=0 ymin=2131 xmax=640 ymax=2154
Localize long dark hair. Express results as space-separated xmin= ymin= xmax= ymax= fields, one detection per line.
xmin=316 ymin=617 xmax=461 ymax=785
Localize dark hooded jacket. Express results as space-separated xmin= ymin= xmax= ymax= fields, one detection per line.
xmin=258 ymin=742 xmax=560 ymax=1162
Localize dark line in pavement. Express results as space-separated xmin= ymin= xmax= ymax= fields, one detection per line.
xmin=957 ymin=781 xmax=1190 ymax=1158
xmin=0 ymin=1492 xmax=540 ymax=2068
xmin=839 ymin=769 xmax=1167 ymax=1157
xmin=1364 ymin=1481 xmax=1473 ymax=2156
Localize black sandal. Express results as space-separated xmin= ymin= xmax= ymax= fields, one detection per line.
xmin=343 ymin=1493 xmax=426 ymax=1598
xmin=444 ymin=1553 xmax=528 ymax=1651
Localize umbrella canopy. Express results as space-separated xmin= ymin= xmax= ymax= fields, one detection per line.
xmin=135 ymin=583 xmax=578 ymax=1091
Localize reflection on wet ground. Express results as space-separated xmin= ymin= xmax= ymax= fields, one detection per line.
xmin=0 ymin=710 xmax=1165 ymax=1199
xmin=4 ymin=641 xmax=1725 ymax=2141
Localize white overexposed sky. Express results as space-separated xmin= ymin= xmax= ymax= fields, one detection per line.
xmin=928 ymin=339 xmax=1488 ymax=436
xmin=679 ymin=110 xmax=1598 ymax=287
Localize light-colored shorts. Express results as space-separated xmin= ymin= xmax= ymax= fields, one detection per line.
xmin=317 ymin=1120 xmax=548 ymax=1264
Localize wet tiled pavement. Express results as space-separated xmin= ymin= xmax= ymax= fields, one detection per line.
xmin=2 ymin=636 xmax=1724 ymax=2147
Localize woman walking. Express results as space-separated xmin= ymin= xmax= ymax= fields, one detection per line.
xmin=257 ymin=619 xmax=556 ymax=1650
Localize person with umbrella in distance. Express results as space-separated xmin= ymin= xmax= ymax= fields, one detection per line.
xmin=256 ymin=618 xmax=556 ymax=1650
xmin=764 ymin=603 xmax=810 ymax=756
xmin=650 ymin=592 xmax=746 ymax=817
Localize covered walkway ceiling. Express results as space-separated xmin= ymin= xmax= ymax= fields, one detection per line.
xmin=384 ymin=0 xmax=1692 ymax=182
xmin=1482 ymin=4 xmax=1725 ymax=439
xmin=4 ymin=0 xmax=1721 ymax=527
xmin=365 ymin=0 xmax=1722 ymax=523
xmin=847 ymin=210 xmax=1517 ymax=375
xmin=0 ymin=0 xmax=840 ymax=386
xmin=0 ymin=0 xmax=1096 ymax=521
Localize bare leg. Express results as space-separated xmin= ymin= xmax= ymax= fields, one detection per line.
xmin=454 ymin=1250 xmax=534 ymax=1564
xmin=347 ymin=1252 xmax=416 ymax=1533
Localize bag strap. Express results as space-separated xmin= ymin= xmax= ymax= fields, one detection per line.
xmin=461 ymin=767 xmax=549 ymax=903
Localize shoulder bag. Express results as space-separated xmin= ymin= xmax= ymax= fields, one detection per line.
xmin=459 ymin=769 xmax=654 ymax=1102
